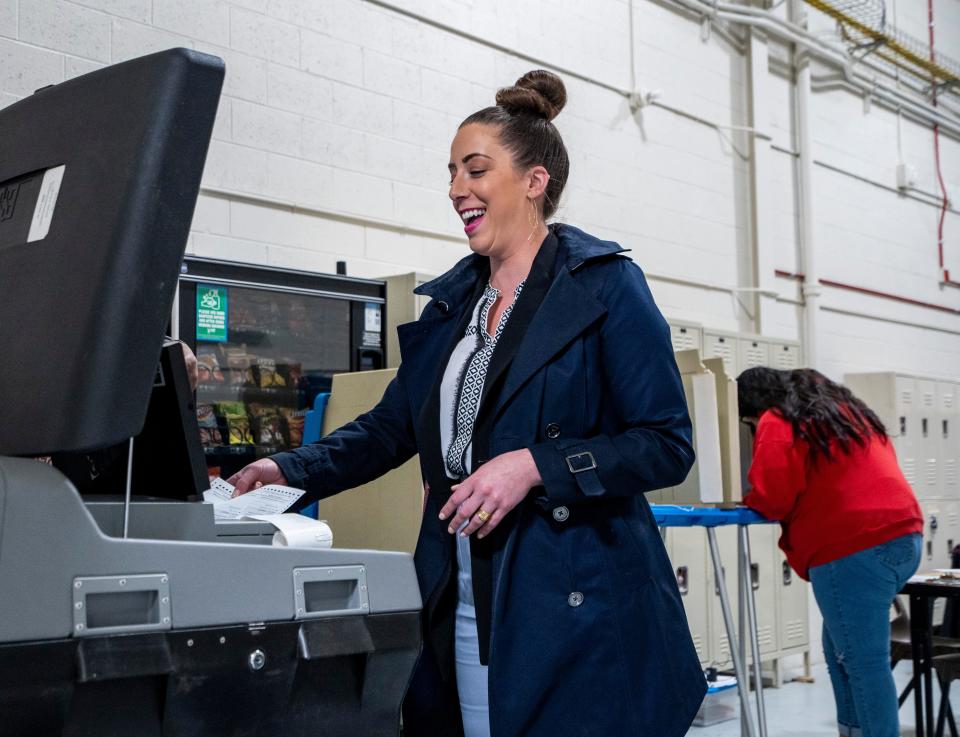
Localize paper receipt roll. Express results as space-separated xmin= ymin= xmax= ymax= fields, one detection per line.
xmin=249 ymin=513 xmax=334 ymax=548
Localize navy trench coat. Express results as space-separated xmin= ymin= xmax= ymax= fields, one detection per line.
xmin=274 ymin=224 xmax=707 ymax=737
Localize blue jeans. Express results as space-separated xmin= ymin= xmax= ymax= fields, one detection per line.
xmin=809 ymin=533 xmax=922 ymax=737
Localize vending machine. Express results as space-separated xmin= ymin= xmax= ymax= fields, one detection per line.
xmin=174 ymin=257 xmax=387 ymax=479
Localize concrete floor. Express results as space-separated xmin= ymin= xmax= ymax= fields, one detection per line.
xmin=692 ymin=661 xmax=960 ymax=737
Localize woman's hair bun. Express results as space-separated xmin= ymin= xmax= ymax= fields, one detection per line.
xmin=495 ymin=70 xmax=566 ymax=122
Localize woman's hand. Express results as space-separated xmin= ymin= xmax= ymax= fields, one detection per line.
xmin=227 ymin=458 xmax=288 ymax=496
xmin=439 ymin=449 xmax=542 ymax=539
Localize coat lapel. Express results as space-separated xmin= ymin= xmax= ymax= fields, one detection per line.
xmin=491 ymin=267 xmax=608 ymax=421
xmin=398 ymin=270 xmax=488 ymax=503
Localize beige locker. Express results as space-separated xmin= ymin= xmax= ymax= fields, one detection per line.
xmin=751 ymin=524 xmax=779 ymax=657
xmin=668 ymin=527 xmax=711 ymax=664
xmin=944 ymin=501 xmax=960 ymax=567
xmin=844 ymin=373 xmax=919 ymax=492
xmin=918 ymin=378 xmax=940 ymax=499
xmin=897 ymin=375 xmax=920 ymax=491
xmin=844 ymin=372 xmax=899 ymax=437
xmin=382 ymin=272 xmax=436 ymax=369
xmin=921 ymin=499 xmax=948 ymax=625
xmin=737 ymin=338 xmax=770 ymax=375
xmin=768 ymin=341 xmax=801 ymax=370
xmin=317 ymin=368 xmax=424 ymax=554
xmin=703 ymin=331 xmax=738 ymax=377
xmin=938 ymin=381 xmax=958 ymax=501
xmin=708 ymin=525 xmax=739 ymax=667
xmin=775 ymin=546 xmax=810 ymax=652
xmin=708 ymin=525 xmax=778 ymax=666
xmin=668 ymin=321 xmax=703 ymax=353
xmin=920 ymin=499 xmax=951 ymax=572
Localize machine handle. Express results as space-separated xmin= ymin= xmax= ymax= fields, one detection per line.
xmin=293 ymin=565 xmax=369 ymax=620
xmin=72 ymin=573 xmax=171 ymax=637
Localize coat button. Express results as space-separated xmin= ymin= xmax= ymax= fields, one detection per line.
xmin=552 ymin=506 xmax=570 ymax=522
xmin=568 ymin=591 xmax=584 ymax=607
xmin=545 ymin=422 xmax=561 ymax=439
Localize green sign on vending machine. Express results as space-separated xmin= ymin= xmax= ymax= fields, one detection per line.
xmin=196 ymin=285 xmax=228 ymax=342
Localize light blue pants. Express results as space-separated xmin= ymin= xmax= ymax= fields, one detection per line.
xmin=455 ymin=533 xmax=491 ymax=737
xmin=809 ymin=533 xmax=922 ymax=737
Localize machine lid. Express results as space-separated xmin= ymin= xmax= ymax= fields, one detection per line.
xmin=0 ymin=48 xmax=224 ymax=455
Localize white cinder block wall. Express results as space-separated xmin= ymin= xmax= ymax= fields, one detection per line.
xmin=2 ymin=0 xmax=959 ymax=670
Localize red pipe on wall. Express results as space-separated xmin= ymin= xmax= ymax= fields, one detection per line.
xmin=774 ymin=269 xmax=960 ymax=315
xmin=928 ymin=0 xmax=960 ymax=288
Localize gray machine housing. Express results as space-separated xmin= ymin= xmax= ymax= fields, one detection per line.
xmin=0 ymin=459 xmax=420 ymax=642
xmin=0 ymin=48 xmax=422 ymax=737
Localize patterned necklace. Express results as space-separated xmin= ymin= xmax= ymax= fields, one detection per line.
xmin=445 ymin=280 xmax=526 ymax=477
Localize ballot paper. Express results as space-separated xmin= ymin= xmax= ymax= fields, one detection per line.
xmin=203 ymin=477 xmax=305 ymax=521
xmin=247 ymin=513 xmax=333 ymax=548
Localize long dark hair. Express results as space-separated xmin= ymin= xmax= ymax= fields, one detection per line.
xmin=737 ymin=367 xmax=887 ymax=463
xmin=460 ymin=70 xmax=570 ymax=219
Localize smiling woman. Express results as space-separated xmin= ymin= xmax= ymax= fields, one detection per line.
xmin=228 ymin=69 xmax=706 ymax=737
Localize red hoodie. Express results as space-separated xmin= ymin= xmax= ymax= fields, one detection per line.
xmin=743 ymin=410 xmax=922 ymax=581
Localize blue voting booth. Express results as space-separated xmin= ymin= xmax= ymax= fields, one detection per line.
xmin=298 ymin=392 xmax=330 ymax=520
xmin=651 ymin=505 xmax=775 ymax=737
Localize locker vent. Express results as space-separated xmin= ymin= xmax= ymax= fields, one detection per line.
xmin=785 ymin=620 xmax=806 ymax=644
xmin=902 ymin=459 xmax=916 ymax=485
xmin=759 ymin=626 xmax=774 ymax=649
xmin=901 ymin=391 xmax=913 ymax=406
xmin=692 ymin=635 xmax=705 ymax=658
xmin=927 ymin=460 xmax=938 ymax=487
xmin=944 ymin=395 xmax=955 ymax=409
xmin=713 ymin=345 xmax=733 ymax=361
xmin=773 ymin=348 xmax=798 ymax=369
xmin=945 ymin=460 xmax=957 ymax=487
xmin=744 ymin=344 xmax=766 ymax=368
xmin=718 ymin=635 xmax=731 ymax=659
xmin=923 ymin=391 xmax=935 ymax=407
xmin=673 ymin=334 xmax=698 ymax=351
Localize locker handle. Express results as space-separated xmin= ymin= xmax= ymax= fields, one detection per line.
xmin=945 ymin=420 xmax=950 ymax=440
xmin=750 ymin=563 xmax=760 ymax=591
xmin=900 ymin=416 xmax=907 ymax=435
xmin=675 ymin=566 xmax=689 ymax=595
xmin=782 ymin=560 xmax=792 ymax=586
xmin=922 ymin=418 xmax=929 ymax=438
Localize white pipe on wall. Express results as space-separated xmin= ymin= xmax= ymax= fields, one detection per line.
xmin=788 ymin=0 xmax=821 ymax=370
xmin=662 ymin=0 xmax=960 ymax=139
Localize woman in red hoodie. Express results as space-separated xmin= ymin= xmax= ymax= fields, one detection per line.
xmin=738 ymin=367 xmax=922 ymax=737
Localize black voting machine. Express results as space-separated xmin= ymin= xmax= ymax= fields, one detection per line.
xmin=0 ymin=49 xmax=421 ymax=736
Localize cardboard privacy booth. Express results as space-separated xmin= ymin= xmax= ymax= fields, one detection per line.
xmin=704 ymin=356 xmax=743 ymax=506
xmin=317 ymin=368 xmax=424 ymax=554
xmin=654 ymin=350 xmax=725 ymax=506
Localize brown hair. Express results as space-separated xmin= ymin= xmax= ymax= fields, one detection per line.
xmin=460 ymin=70 xmax=570 ymax=220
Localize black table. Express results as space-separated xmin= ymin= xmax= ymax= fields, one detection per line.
xmin=903 ymin=577 xmax=960 ymax=737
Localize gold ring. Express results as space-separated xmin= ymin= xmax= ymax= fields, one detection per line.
xmin=475 ymin=509 xmax=492 ymax=523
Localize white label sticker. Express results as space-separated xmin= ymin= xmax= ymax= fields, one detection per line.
xmin=364 ymin=302 xmax=381 ymax=332
xmin=27 ymin=164 xmax=65 ymax=243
